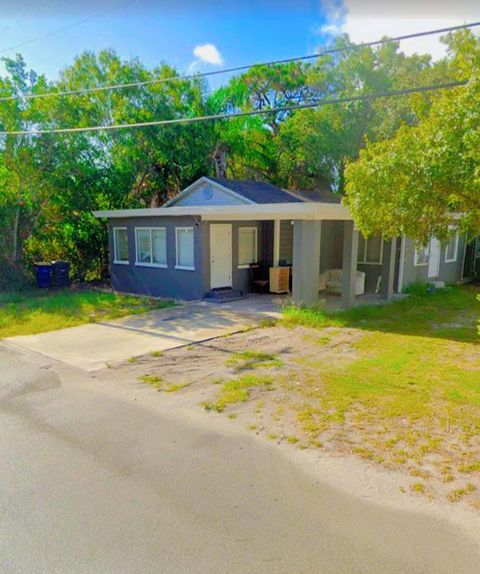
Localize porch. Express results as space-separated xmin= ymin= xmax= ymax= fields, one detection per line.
xmin=209 ymin=217 xmax=397 ymax=309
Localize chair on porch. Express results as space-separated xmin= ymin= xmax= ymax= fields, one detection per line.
xmin=249 ymin=263 xmax=270 ymax=293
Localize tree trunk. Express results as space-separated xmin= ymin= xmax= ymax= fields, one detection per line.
xmin=12 ymin=204 xmax=20 ymax=262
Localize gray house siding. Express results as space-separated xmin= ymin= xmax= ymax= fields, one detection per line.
xmin=108 ymin=216 xmax=205 ymax=300
xmin=169 ymin=182 xmax=247 ymax=207
xmin=279 ymin=220 xmax=293 ymax=264
xmin=400 ymin=235 xmax=467 ymax=290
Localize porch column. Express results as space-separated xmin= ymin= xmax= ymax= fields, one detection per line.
xmin=342 ymin=221 xmax=359 ymax=309
xmin=292 ymin=220 xmax=321 ymax=306
xmin=381 ymin=237 xmax=397 ymax=300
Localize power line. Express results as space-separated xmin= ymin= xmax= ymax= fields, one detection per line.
xmin=0 ymin=19 xmax=478 ymax=103
xmin=0 ymin=80 xmax=467 ymax=137
xmin=0 ymin=0 xmax=137 ymax=55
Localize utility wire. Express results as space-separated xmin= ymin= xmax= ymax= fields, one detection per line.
xmin=0 ymin=80 xmax=467 ymax=137
xmin=0 ymin=19 xmax=478 ymax=102
xmin=0 ymin=0 xmax=137 ymax=55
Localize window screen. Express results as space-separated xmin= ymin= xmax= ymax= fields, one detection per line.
xmin=114 ymin=228 xmax=128 ymax=262
xmin=176 ymin=227 xmax=194 ymax=269
xmin=239 ymin=228 xmax=257 ymax=267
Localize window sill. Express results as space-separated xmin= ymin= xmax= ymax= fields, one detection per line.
xmin=135 ymin=262 xmax=168 ymax=269
xmin=414 ymin=262 xmax=428 ymax=267
xmin=175 ymin=265 xmax=195 ymax=271
xmin=357 ymin=261 xmax=382 ymax=266
xmin=444 ymin=258 xmax=457 ymax=264
xmin=114 ymin=260 xmax=129 ymax=265
xmin=238 ymin=263 xmax=258 ymax=269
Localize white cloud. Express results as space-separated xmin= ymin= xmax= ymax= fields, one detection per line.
xmin=192 ymin=43 xmax=223 ymax=65
xmin=320 ymin=0 xmax=480 ymax=60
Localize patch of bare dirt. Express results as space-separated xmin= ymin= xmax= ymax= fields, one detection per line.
xmin=102 ymin=324 xmax=480 ymax=511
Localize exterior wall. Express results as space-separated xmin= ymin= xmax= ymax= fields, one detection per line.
xmin=400 ymin=235 xmax=467 ymax=290
xmin=203 ymin=220 xmax=272 ymax=293
xmin=108 ymin=216 xmax=206 ymax=300
xmin=169 ymin=182 xmax=246 ymax=207
xmin=320 ymin=221 xmax=344 ymax=272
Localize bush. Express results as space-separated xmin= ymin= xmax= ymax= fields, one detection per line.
xmin=0 ymin=257 xmax=32 ymax=291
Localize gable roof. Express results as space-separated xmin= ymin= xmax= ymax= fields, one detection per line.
xmin=207 ymin=178 xmax=304 ymax=204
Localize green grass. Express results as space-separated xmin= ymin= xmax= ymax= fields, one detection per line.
xmin=282 ymin=285 xmax=479 ymax=343
xmin=225 ymin=349 xmax=283 ymax=371
xmin=203 ymin=374 xmax=274 ymax=413
xmin=0 ymin=288 xmax=174 ymax=338
xmin=139 ymin=374 xmax=163 ymax=390
xmin=279 ymin=285 xmax=480 ymax=493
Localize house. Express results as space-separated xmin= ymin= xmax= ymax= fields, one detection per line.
xmin=93 ymin=176 xmax=474 ymax=308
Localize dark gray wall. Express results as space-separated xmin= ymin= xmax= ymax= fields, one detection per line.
xmin=108 ymin=216 xmax=205 ymax=300
xmin=107 ymin=217 xmax=275 ymax=300
xmin=320 ymin=221 xmax=344 ymax=272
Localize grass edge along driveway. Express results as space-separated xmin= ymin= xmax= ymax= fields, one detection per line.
xmin=0 ymin=288 xmax=174 ymax=338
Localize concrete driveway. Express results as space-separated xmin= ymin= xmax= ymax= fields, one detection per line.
xmin=5 ymin=296 xmax=283 ymax=372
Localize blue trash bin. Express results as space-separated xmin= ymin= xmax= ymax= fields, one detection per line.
xmin=34 ymin=262 xmax=53 ymax=289
xmin=51 ymin=260 xmax=70 ymax=287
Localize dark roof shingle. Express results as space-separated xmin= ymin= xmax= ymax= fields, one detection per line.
xmin=208 ymin=178 xmax=303 ymax=204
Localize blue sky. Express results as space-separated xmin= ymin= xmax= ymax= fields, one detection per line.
xmin=0 ymin=0 xmax=479 ymax=83
xmin=0 ymin=0 xmax=332 ymax=81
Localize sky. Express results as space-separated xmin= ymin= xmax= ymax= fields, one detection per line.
xmin=0 ymin=0 xmax=479 ymax=82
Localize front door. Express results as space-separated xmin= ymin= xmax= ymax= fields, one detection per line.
xmin=210 ymin=224 xmax=232 ymax=288
xmin=428 ymin=237 xmax=441 ymax=278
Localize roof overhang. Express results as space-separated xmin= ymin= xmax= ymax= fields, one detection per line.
xmin=93 ymin=202 xmax=352 ymax=221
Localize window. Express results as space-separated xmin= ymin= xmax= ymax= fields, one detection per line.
xmin=135 ymin=227 xmax=167 ymax=267
xmin=175 ymin=227 xmax=195 ymax=270
xmin=238 ymin=227 xmax=258 ymax=268
xmin=113 ymin=228 xmax=129 ymax=264
xmin=444 ymin=228 xmax=459 ymax=263
xmin=414 ymin=244 xmax=429 ymax=266
xmin=357 ymin=233 xmax=383 ymax=264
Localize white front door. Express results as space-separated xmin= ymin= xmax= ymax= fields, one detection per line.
xmin=428 ymin=237 xmax=441 ymax=278
xmin=210 ymin=224 xmax=232 ymax=288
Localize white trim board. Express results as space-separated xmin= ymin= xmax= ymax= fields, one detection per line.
xmin=94 ymin=202 xmax=352 ymax=221
xmin=163 ymin=177 xmax=254 ymax=207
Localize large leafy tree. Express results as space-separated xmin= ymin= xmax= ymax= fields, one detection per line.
xmin=345 ymin=31 xmax=480 ymax=242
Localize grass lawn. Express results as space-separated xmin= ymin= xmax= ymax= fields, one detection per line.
xmin=0 ymin=288 xmax=174 ymax=338
xmin=278 ymin=285 xmax=480 ymax=505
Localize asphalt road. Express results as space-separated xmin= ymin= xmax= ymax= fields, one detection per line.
xmin=0 ymin=343 xmax=479 ymax=574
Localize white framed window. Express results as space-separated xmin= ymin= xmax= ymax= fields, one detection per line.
xmin=238 ymin=227 xmax=258 ymax=268
xmin=175 ymin=227 xmax=195 ymax=270
xmin=113 ymin=227 xmax=129 ymax=264
xmin=414 ymin=244 xmax=429 ymax=266
xmin=444 ymin=228 xmax=459 ymax=263
xmin=357 ymin=233 xmax=383 ymax=264
xmin=135 ymin=227 xmax=167 ymax=267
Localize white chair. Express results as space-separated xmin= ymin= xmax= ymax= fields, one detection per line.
xmin=319 ymin=269 xmax=366 ymax=296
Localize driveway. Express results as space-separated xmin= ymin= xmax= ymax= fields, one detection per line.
xmin=1 ymin=343 xmax=479 ymax=574
xmin=5 ymin=296 xmax=283 ymax=372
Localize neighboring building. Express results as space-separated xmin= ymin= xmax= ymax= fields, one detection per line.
xmin=94 ymin=176 xmax=475 ymax=308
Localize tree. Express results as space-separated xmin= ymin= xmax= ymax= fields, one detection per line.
xmin=345 ymin=31 xmax=480 ymax=243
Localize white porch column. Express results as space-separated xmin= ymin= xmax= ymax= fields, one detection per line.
xmin=381 ymin=237 xmax=397 ymax=300
xmin=342 ymin=221 xmax=359 ymax=309
xmin=292 ymin=220 xmax=321 ymax=306
xmin=273 ymin=219 xmax=281 ymax=266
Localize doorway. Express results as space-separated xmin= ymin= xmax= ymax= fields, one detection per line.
xmin=210 ymin=224 xmax=232 ymax=288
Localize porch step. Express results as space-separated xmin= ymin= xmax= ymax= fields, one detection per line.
xmin=203 ymin=288 xmax=246 ymax=303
